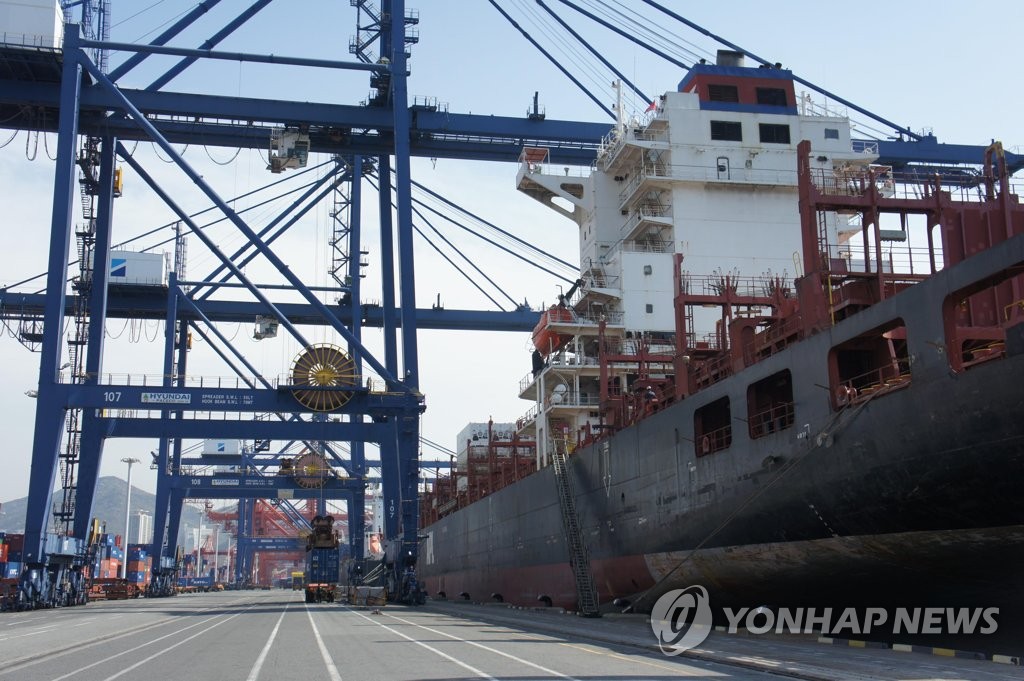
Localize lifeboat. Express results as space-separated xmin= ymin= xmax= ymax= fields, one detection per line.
xmin=532 ymin=305 xmax=573 ymax=356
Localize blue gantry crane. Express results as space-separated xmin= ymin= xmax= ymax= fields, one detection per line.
xmin=0 ymin=0 xmax=1018 ymax=610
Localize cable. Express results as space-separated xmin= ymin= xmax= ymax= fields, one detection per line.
xmin=489 ymin=0 xmax=615 ymax=119
xmin=25 ymin=130 xmax=38 ymax=161
xmin=0 ymin=129 xmax=17 ymax=149
xmin=412 ymin=179 xmax=576 ymax=272
xmin=204 ymin=145 xmax=242 ymax=166
xmin=112 ymin=0 xmax=169 ymax=28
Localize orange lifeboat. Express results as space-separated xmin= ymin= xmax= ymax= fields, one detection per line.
xmin=532 ymin=305 xmax=573 ymax=356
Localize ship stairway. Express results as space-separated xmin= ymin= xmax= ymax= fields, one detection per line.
xmin=551 ymin=438 xmax=601 ymax=617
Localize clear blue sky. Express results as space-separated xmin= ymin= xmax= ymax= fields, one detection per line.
xmin=1 ymin=0 xmax=1022 ymax=509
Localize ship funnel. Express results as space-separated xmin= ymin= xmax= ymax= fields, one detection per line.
xmin=716 ymin=50 xmax=745 ymax=67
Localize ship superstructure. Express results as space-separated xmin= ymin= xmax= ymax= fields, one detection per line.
xmin=514 ymin=51 xmax=872 ymax=468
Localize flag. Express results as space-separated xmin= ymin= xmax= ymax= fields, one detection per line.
xmin=645 ymin=100 xmax=657 ymax=113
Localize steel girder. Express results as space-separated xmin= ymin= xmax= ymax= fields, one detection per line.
xmin=18 ymin=22 xmax=425 ymax=601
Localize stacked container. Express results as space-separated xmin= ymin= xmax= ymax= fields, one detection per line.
xmin=126 ymin=544 xmax=151 ymax=585
xmin=1 ymin=533 xmax=24 ymax=579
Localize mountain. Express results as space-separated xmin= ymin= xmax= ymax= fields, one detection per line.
xmin=0 ymin=476 xmax=207 ymax=542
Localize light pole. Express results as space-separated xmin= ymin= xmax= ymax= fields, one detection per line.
xmin=213 ymin=525 xmax=219 ymax=584
xmin=120 ymin=457 xmax=140 ymax=579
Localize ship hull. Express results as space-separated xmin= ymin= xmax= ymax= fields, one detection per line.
xmin=421 ymin=232 xmax=1024 ymax=647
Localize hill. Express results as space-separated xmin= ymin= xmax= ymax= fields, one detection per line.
xmin=0 ymin=476 xmax=207 ymax=541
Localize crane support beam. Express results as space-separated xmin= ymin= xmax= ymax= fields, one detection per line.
xmin=95 ymin=417 xmax=394 ymax=442
xmin=0 ymin=291 xmax=543 ymax=331
xmin=1 ymin=74 xmax=1016 ymax=169
xmin=170 ymin=473 xmax=363 ymax=497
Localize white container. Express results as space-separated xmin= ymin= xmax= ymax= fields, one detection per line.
xmin=203 ymin=439 xmax=240 ymax=457
xmin=108 ymin=250 xmax=166 ymax=286
xmin=0 ymin=0 xmax=64 ymax=49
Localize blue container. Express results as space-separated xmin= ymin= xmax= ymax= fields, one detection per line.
xmin=306 ymin=547 xmax=340 ymax=583
xmin=7 ymin=551 xmax=22 ymax=563
xmin=5 ymin=562 xmax=22 ymax=579
xmin=128 ymin=571 xmax=148 ymax=583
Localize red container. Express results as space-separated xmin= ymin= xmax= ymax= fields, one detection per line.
xmin=0 ymin=544 xmax=7 ymax=563
xmin=5 ymin=534 xmax=24 ymax=553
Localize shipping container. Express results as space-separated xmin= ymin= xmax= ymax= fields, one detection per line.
xmin=5 ymin=562 xmax=21 ymax=579
xmin=0 ymin=0 xmax=64 ymax=49
xmin=86 ymin=249 xmax=166 ymax=286
xmin=306 ymin=547 xmax=340 ymax=584
xmin=203 ymin=439 xmax=241 ymax=456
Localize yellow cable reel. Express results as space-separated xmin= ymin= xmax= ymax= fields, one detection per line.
xmin=289 ymin=343 xmax=357 ymax=411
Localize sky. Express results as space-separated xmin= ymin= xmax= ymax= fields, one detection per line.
xmin=1 ymin=0 xmax=1023 ymax=518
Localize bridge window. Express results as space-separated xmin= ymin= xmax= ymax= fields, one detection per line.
xmin=824 ymin=128 xmax=840 ymax=140
xmin=756 ymin=87 xmax=788 ymax=106
xmin=707 ymin=84 xmax=739 ymax=103
xmin=711 ymin=120 xmax=743 ymax=142
xmin=759 ymin=123 xmax=791 ymax=144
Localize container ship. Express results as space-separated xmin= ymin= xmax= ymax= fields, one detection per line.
xmin=417 ymin=51 xmax=1024 ymax=626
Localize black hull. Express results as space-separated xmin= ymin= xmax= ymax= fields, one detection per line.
xmin=421 ymin=234 xmax=1024 ymax=650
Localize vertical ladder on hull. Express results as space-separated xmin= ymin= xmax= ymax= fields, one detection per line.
xmin=550 ymin=438 xmax=600 ymax=617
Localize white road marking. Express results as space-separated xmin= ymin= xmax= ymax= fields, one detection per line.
xmin=386 ymin=612 xmax=582 ymax=680
xmin=347 ymin=608 xmax=497 ymax=680
xmin=96 ymin=607 xmax=253 ymax=681
xmin=246 ymin=602 xmax=290 ymax=681
xmin=304 ymin=605 xmax=343 ymax=681
xmin=0 ymin=627 xmax=58 ymax=642
xmin=0 ymin=600 xmax=263 ymax=678
xmin=5 ymin=617 xmax=43 ymax=626
xmin=47 ymin=612 xmax=239 ymax=681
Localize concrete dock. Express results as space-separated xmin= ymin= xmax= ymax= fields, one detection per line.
xmin=0 ymin=590 xmax=1019 ymax=680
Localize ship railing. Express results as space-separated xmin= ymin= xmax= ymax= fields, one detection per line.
xmin=580 ymin=271 xmax=621 ymax=291
xmin=520 ymin=355 xmax=601 ymax=394
xmin=601 ymin=337 xmax=676 ymax=356
xmin=548 ymin=353 xmax=600 ymax=368
xmin=680 ymin=274 xmax=792 ymax=299
xmin=0 ymin=32 xmax=63 ymax=50
xmin=544 ymin=391 xmax=600 ymax=409
xmin=692 ymin=353 xmax=733 ymax=388
xmin=619 ymin=161 xmax=802 ymax=209
xmin=809 ymin=166 xmax=893 ymax=197
xmin=645 ymin=163 xmax=800 ymax=189
xmin=620 ymin=239 xmax=673 ymax=253
xmin=697 ymin=425 xmax=732 ymax=456
xmin=836 ymin=359 xmax=912 ymax=405
xmin=545 ymin=309 xmax=625 ymax=327
xmin=811 ymin=166 xmax=1024 ymax=202
xmin=834 ymin=244 xmax=944 ymax=276
xmin=621 ymin=204 xmax=672 ymax=236
xmin=850 ymin=139 xmax=879 ymax=156
xmin=516 ymin=404 xmax=540 ymax=432
xmin=683 ymin=333 xmax=725 ymax=353
xmin=748 ymin=402 xmax=796 ymax=439
xmin=750 ymin=314 xmax=802 ymax=355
